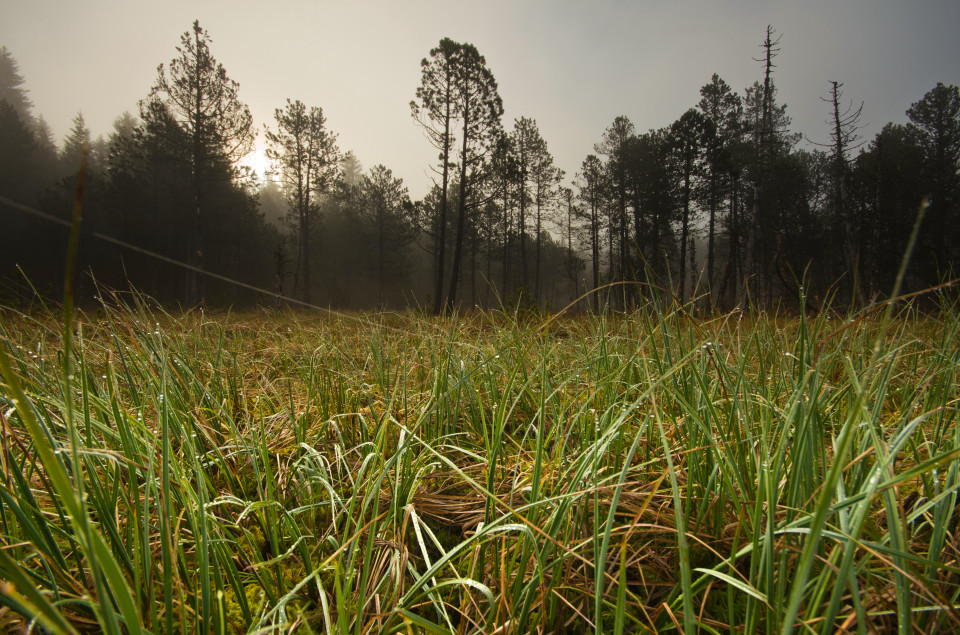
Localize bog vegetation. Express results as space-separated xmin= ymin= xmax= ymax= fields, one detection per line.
xmin=0 ymin=286 xmax=958 ymax=633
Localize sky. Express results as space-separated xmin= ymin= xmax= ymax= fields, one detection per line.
xmin=2 ymin=0 xmax=959 ymax=199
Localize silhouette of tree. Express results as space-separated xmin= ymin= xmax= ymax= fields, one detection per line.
xmin=697 ymin=74 xmax=743 ymax=300
xmin=576 ymin=154 xmax=607 ymax=311
xmin=411 ymin=38 xmax=459 ymax=313
xmin=265 ymin=99 xmax=339 ymax=303
xmin=355 ymin=164 xmax=415 ymax=306
xmin=668 ymin=109 xmax=706 ymax=303
xmin=446 ymin=42 xmax=503 ymax=311
xmin=0 ymin=46 xmax=32 ymax=123
xmin=0 ymin=99 xmax=37 ymax=201
xmin=595 ymin=116 xmax=635 ymax=306
xmin=906 ymin=82 xmax=960 ymax=271
xmin=816 ymin=81 xmax=865 ymax=303
xmin=851 ymin=124 xmax=926 ymax=292
xmin=147 ymin=20 xmax=255 ymax=302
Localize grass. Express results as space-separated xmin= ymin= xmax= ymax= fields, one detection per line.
xmin=0 ymin=290 xmax=959 ymax=633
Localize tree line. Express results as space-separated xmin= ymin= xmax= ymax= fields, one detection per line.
xmin=1 ymin=24 xmax=958 ymax=312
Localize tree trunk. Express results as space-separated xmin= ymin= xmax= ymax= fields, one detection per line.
xmin=679 ymin=168 xmax=691 ymax=303
xmin=433 ymin=70 xmax=453 ymax=314
xmin=592 ymin=201 xmax=600 ymax=312
xmin=535 ymin=191 xmax=542 ymax=304
xmin=446 ymin=77 xmax=472 ymax=312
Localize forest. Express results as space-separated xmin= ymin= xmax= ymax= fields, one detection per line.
xmin=1 ymin=23 xmax=958 ymax=312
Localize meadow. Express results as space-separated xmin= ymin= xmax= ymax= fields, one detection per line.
xmin=0 ymin=292 xmax=958 ymax=633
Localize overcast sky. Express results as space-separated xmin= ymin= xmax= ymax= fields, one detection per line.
xmin=2 ymin=0 xmax=958 ymax=198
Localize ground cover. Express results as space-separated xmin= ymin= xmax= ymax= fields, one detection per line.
xmin=0 ymin=293 xmax=958 ymax=633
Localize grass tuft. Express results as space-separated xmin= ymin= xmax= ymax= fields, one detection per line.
xmin=0 ymin=291 xmax=959 ymax=633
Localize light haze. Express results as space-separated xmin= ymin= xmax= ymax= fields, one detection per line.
xmin=2 ymin=0 xmax=958 ymax=198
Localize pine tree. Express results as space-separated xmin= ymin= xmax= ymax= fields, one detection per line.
xmin=356 ymin=165 xmax=415 ymax=306
xmin=411 ymin=38 xmax=459 ymax=313
xmin=0 ymin=46 xmax=32 ymax=122
xmin=906 ymin=83 xmax=960 ymax=270
xmin=446 ymin=42 xmax=502 ymax=311
xmin=59 ymin=112 xmax=90 ymax=177
xmin=265 ymin=99 xmax=339 ymax=303
xmin=668 ymin=109 xmax=706 ymax=303
xmin=147 ymin=20 xmax=255 ymax=302
xmin=819 ymin=81 xmax=865 ymax=303
xmin=595 ymin=116 xmax=635 ymax=307
xmin=697 ymin=74 xmax=743 ymax=300
xmin=576 ymin=154 xmax=606 ymax=311
xmin=0 ymin=98 xmax=37 ymax=200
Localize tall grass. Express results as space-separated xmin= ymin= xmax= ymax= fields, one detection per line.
xmin=0 ymin=290 xmax=958 ymax=633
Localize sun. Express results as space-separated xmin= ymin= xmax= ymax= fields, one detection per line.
xmin=240 ymin=145 xmax=273 ymax=184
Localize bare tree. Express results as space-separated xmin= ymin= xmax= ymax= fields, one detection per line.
xmin=820 ymin=81 xmax=865 ymax=304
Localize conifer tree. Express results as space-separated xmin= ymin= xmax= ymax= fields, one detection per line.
xmin=697 ymin=74 xmax=743 ymax=298
xmin=907 ymin=83 xmax=960 ymax=269
xmin=446 ymin=42 xmax=502 ymax=311
xmin=411 ymin=38 xmax=460 ymax=313
xmin=265 ymin=99 xmax=339 ymax=303
xmin=0 ymin=46 xmax=32 ymax=123
xmin=147 ymin=20 xmax=254 ymax=301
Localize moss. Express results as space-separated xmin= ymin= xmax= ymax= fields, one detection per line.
xmin=222 ymin=583 xmax=266 ymax=635
xmin=237 ymin=524 xmax=268 ymax=561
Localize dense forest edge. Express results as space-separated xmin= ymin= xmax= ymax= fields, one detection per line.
xmin=1 ymin=23 xmax=959 ymax=313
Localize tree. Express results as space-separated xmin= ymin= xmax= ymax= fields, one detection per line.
xmin=489 ymin=132 xmax=518 ymax=297
xmin=697 ymin=74 xmax=743 ymax=300
xmin=595 ymin=116 xmax=635 ymax=306
xmin=265 ymin=99 xmax=339 ymax=303
xmin=668 ymin=108 xmax=706 ymax=303
xmin=0 ymin=46 xmax=32 ymax=123
xmin=818 ymin=81 xmax=865 ymax=303
xmin=531 ymin=135 xmax=562 ymax=304
xmin=0 ymin=98 xmax=44 ymax=290
xmin=629 ymin=129 xmax=677 ymax=300
xmin=147 ymin=20 xmax=255 ymax=301
xmin=906 ymin=82 xmax=960 ymax=271
xmin=411 ymin=38 xmax=459 ymax=314
xmin=59 ymin=112 xmax=91 ymax=177
xmin=511 ymin=116 xmax=554 ymax=297
xmin=103 ymin=98 xmax=193 ymax=298
xmin=34 ymin=115 xmax=60 ymax=181
xmin=355 ymin=164 xmax=415 ymax=306
xmin=851 ymin=124 xmax=926 ymax=292
xmin=0 ymin=98 xmax=37 ymax=201
xmin=446 ymin=42 xmax=503 ymax=311
xmin=340 ymin=151 xmax=363 ymax=187
xmin=576 ymin=154 xmax=607 ymax=311
xmin=741 ymin=26 xmax=800 ymax=305
xmin=560 ymin=186 xmax=583 ymax=309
